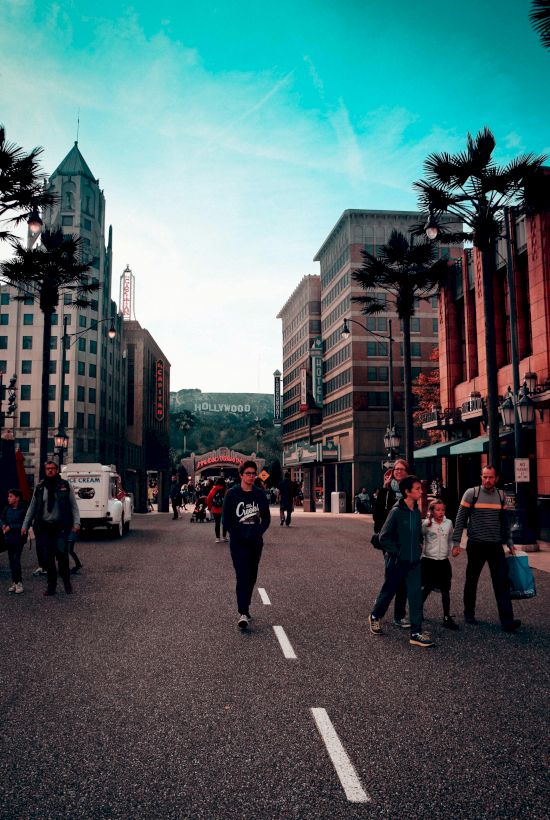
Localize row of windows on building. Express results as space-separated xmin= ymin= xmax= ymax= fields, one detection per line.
xmin=1 ymin=294 xmax=99 ymax=311
xmin=0 ymin=337 xmax=98 ymax=354
xmin=282 ymin=300 xmax=321 ymax=340
xmin=282 ymin=320 xmax=322 ymax=357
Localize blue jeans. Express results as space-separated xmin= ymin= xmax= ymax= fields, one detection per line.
xmin=372 ymin=553 xmax=422 ymax=634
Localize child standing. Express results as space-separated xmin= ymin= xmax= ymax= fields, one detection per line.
xmin=421 ymin=500 xmax=459 ymax=630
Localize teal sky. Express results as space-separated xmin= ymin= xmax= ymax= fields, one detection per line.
xmin=1 ymin=0 xmax=548 ymax=392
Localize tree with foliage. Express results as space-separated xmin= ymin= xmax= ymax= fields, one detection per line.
xmin=412 ymin=347 xmax=443 ymax=448
xmin=352 ymin=230 xmax=450 ymax=466
xmin=530 ymin=0 xmax=550 ymax=49
xmin=0 ymin=125 xmax=55 ymax=243
xmin=414 ymin=126 xmax=546 ymax=469
xmin=1 ymin=229 xmax=97 ymax=474
xmin=172 ymin=409 xmax=198 ymax=456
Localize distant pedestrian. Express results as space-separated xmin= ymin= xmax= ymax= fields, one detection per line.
xmin=369 ymin=475 xmax=434 ymax=648
xmin=372 ymin=459 xmax=411 ymax=628
xmin=421 ymin=500 xmax=458 ymax=630
xmin=1 ymin=489 xmax=27 ymax=594
xmin=207 ymin=479 xmax=227 ymax=542
xmin=169 ymin=476 xmax=182 ymax=519
xmin=354 ymin=487 xmax=371 ymax=514
xmin=222 ymin=460 xmax=271 ymax=630
xmin=22 ymin=461 xmax=80 ymax=596
xmin=452 ymin=465 xmax=521 ymax=632
xmin=278 ymin=471 xmax=295 ymax=527
xmin=179 ymin=484 xmax=188 ymax=511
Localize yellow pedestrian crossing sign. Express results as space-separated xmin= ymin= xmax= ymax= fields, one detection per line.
xmin=258 ymin=469 xmax=270 ymax=482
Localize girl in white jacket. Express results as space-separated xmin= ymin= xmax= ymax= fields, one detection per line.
xmin=421 ymin=500 xmax=459 ymax=630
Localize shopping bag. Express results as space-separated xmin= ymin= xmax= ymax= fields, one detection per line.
xmin=507 ymin=552 xmax=537 ymax=599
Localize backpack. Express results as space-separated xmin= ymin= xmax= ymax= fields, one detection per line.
xmin=470 ymin=485 xmax=506 ymax=511
xmin=212 ymin=489 xmax=224 ymax=508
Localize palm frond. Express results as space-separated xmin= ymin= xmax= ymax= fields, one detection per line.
xmin=467 ymin=127 xmax=496 ymax=172
xmin=530 ymin=0 xmax=550 ymax=49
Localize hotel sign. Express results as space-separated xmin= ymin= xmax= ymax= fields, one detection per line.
xmin=155 ymin=359 xmax=165 ymax=421
xmin=311 ymin=337 xmax=323 ymax=408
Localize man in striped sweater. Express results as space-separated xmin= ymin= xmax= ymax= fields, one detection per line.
xmin=451 ymin=465 xmax=521 ymax=632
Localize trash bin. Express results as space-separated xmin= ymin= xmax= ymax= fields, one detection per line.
xmin=331 ymin=491 xmax=346 ymax=514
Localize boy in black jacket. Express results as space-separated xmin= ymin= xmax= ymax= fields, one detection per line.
xmin=369 ymin=475 xmax=434 ymax=648
xmin=222 ymin=461 xmax=271 ymax=630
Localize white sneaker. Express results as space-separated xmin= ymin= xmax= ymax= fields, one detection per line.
xmin=32 ymin=567 xmax=47 ymax=577
xmin=15 ymin=582 xmax=24 ymax=594
xmin=238 ymin=613 xmax=249 ymax=630
xmin=215 ymin=538 xmax=221 ymax=543
xmin=8 ymin=582 xmax=17 ymax=593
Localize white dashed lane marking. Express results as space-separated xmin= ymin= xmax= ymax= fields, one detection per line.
xmin=310 ymin=708 xmax=371 ymax=803
xmin=258 ymin=587 xmax=271 ymax=605
xmin=273 ymin=625 xmax=297 ymax=659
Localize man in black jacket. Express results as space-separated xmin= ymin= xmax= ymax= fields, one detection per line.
xmin=22 ymin=461 xmax=80 ymax=596
xmin=222 ymin=460 xmax=271 ymax=630
xmin=369 ymin=475 xmax=434 ymax=648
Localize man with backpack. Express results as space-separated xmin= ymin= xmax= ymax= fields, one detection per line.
xmin=452 ymin=465 xmax=521 ymax=632
xmin=207 ymin=478 xmax=227 ymax=543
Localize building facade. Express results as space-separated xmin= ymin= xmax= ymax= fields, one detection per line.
xmin=278 ymin=210 xmax=445 ymax=510
xmin=424 ymin=201 xmax=550 ymax=540
xmin=0 ymin=142 xmax=125 ymax=485
xmin=123 ymin=320 xmax=170 ymax=512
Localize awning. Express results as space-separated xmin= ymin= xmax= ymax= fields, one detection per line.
xmin=448 ymin=432 xmax=513 ymax=456
xmin=414 ymin=438 xmax=468 ymax=460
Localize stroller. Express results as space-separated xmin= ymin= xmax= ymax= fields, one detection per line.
xmin=190 ymin=496 xmax=208 ymax=523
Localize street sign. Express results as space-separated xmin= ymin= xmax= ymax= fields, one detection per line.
xmin=258 ymin=469 xmax=270 ymax=482
xmin=514 ymin=458 xmax=530 ymax=483
xmin=382 ymin=460 xmax=395 ymax=470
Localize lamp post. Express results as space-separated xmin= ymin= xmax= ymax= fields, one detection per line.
xmin=57 ymin=314 xmax=117 ymax=465
xmin=254 ymin=416 xmax=264 ymax=454
xmin=341 ymin=317 xmax=401 ymax=464
xmin=178 ymin=419 xmax=190 ymax=455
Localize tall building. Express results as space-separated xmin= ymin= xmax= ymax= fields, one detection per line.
xmin=278 ymin=209 xmax=444 ymax=510
xmin=424 ymin=196 xmax=550 ymax=540
xmin=0 ymin=142 xmax=125 ymax=484
xmin=123 ymin=320 xmax=170 ymax=512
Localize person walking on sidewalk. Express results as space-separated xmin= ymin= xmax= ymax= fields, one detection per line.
xmin=278 ymin=471 xmax=295 ymax=527
xmin=421 ymin=500 xmax=459 ymax=630
xmin=451 ymin=465 xmax=520 ymax=632
xmin=207 ymin=478 xmax=227 ymax=543
xmin=22 ymin=461 xmax=80 ymax=596
xmin=369 ymin=475 xmax=434 ymax=648
xmin=222 ymin=460 xmax=271 ymax=630
xmin=1 ymin=489 xmax=27 ymax=594
xmin=372 ymin=459 xmax=411 ymax=628
xmin=169 ymin=475 xmax=182 ymax=519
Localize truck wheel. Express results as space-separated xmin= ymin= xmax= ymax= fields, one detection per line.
xmin=112 ymin=518 xmax=124 ymax=538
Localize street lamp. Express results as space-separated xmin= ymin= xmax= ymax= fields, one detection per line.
xmin=341 ymin=317 xmax=400 ymax=462
xmin=57 ymin=314 xmax=117 ymax=464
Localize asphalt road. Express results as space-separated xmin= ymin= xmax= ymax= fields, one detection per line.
xmin=0 ymin=510 xmax=548 ymax=820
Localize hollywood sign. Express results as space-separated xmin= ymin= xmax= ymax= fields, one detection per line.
xmin=194 ymin=403 xmax=252 ymax=413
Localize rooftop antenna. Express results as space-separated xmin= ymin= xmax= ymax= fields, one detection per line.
xmin=76 ymin=108 xmax=80 ymax=144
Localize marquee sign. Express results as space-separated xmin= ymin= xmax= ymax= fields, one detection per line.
xmin=155 ymin=359 xmax=165 ymax=421
xmin=300 ymin=368 xmax=308 ymax=412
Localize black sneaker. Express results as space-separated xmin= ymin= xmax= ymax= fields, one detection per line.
xmin=369 ymin=614 xmax=382 ymax=635
xmin=502 ymin=619 xmax=521 ymax=632
xmin=43 ymin=588 xmax=56 ymax=597
xmin=443 ymin=616 xmax=460 ymax=631
xmin=409 ymin=632 xmax=435 ymax=648
xmin=464 ymin=614 xmax=479 ymax=625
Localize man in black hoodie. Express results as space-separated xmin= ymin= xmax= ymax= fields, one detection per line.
xmin=369 ymin=475 xmax=434 ymax=648
xmin=222 ymin=460 xmax=271 ymax=630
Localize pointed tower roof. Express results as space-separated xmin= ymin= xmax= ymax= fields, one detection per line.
xmin=50 ymin=142 xmax=96 ymax=182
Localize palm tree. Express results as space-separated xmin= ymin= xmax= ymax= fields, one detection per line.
xmin=1 ymin=229 xmax=98 ymax=475
xmin=352 ymin=230 xmax=450 ymax=467
xmin=173 ymin=409 xmax=197 ymax=455
xmin=414 ymin=127 xmax=546 ymax=469
xmin=0 ymin=125 xmax=55 ymax=243
xmin=530 ymin=0 xmax=550 ymax=50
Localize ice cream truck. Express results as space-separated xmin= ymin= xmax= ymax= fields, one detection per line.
xmin=61 ymin=463 xmax=133 ymax=537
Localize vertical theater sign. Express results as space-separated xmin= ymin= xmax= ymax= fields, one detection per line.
xmin=156 ymin=359 xmax=165 ymax=421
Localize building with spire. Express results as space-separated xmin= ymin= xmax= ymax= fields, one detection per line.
xmin=0 ymin=142 xmax=125 ymax=484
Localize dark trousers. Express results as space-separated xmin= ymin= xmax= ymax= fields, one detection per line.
xmin=7 ymin=540 xmax=24 ymax=583
xmin=171 ymin=499 xmax=179 ymax=519
xmin=69 ymin=539 xmax=82 ymax=570
xmin=372 ymin=554 xmax=422 ymax=634
xmin=280 ymin=505 xmax=292 ymax=526
xmin=213 ymin=513 xmax=226 ymax=539
xmin=464 ymin=539 xmax=514 ymax=625
xmin=422 ymin=557 xmax=452 ymax=617
xmin=37 ymin=525 xmax=71 ymax=591
xmin=229 ymin=539 xmax=263 ymax=615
